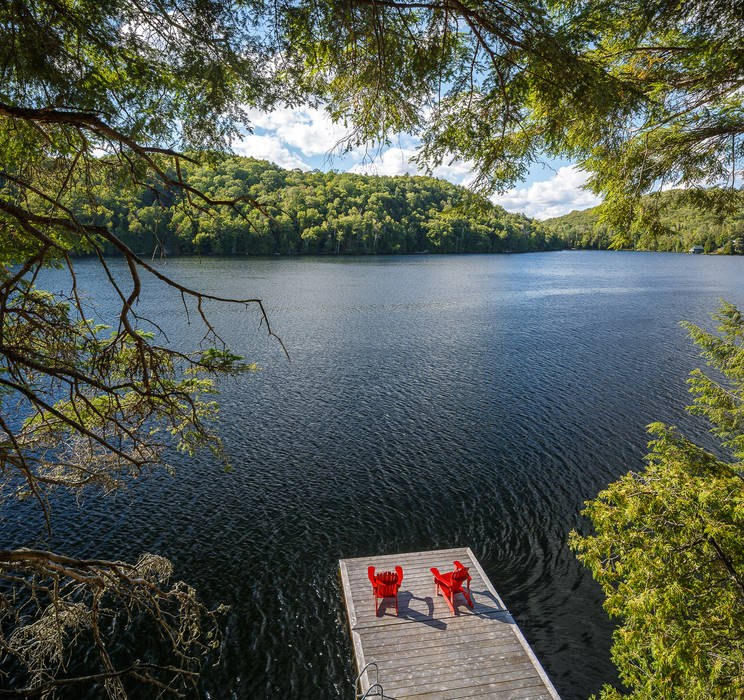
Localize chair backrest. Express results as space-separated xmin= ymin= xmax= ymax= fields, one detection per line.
xmin=448 ymin=564 xmax=471 ymax=593
xmin=373 ymin=570 xmax=400 ymax=596
xmin=377 ymin=571 xmax=398 ymax=585
xmin=452 ymin=565 xmax=469 ymax=583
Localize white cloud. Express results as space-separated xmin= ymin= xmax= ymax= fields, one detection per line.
xmin=429 ymin=159 xmax=475 ymax=186
xmin=492 ymin=166 xmax=602 ymax=219
xmin=348 ymin=147 xmax=419 ymax=177
xmin=244 ymin=106 xmax=350 ymax=157
xmin=348 ymin=146 xmax=476 ymax=186
xmin=233 ymin=133 xmax=311 ymax=170
xmin=239 ymin=105 xmax=483 ymax=187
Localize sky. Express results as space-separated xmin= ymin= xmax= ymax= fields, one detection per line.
xmin=235 ymin=106 xmax=603 ymax=220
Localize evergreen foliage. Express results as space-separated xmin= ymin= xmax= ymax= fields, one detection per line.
xmin=570 ymin=302 xmax=744 ymax=698
xmin=0 ymin=1 xmax=283 ymax=695
xmin=281 ymin=1 xmax=744 ymax=239
xmin=83 ymin=156 xmax=560 ymax=256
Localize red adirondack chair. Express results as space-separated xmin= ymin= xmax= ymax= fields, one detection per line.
xmin=431 ymin=560 xmax=473 ymax=614
xmin=367 ymin=566 xmax=403 ymax=616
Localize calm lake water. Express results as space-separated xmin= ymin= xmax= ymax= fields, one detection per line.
xmin=9 ymin=251 xmax=744 ymax=699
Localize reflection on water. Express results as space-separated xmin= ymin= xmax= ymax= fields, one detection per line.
xmin=8 ymin=251 xmax=744 ymax=699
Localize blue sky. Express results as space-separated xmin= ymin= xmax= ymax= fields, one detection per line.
xmin=235 ymin=106 xmax=602 ymax=220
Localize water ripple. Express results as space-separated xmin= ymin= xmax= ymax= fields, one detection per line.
xmin=6 ymin=251 xmax=744 ymax=699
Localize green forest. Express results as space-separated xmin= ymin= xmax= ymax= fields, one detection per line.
xmin=544 ymin=189 xmax=744 ymax=253
xmin=82 ymin=156 xmax=561 ymax=256
xmin=85 ymin=161 xmax=744 ymax=257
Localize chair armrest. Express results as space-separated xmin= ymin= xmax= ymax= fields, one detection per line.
xmin=395 ymin=566 xmax=403 ymax=586
xmin=430 ymin=567 xmax=449 ymax=588
xmin=368 ymin=566 xmax=376 ymax=587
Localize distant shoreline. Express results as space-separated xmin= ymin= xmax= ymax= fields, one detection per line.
xmin=74 ymin=247 xmax=744 ymax=260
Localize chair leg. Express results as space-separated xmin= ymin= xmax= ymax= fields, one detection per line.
xmin=395 ymin=594 xmax=398 ymax=616
xmin=464 ymin=581 xmax=474 ymax=608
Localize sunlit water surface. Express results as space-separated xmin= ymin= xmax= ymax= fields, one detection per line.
xmin=7 ymin=251 xmax=744 ymax=699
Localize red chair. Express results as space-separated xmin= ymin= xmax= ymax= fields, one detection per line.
xmin=367 ymin=566 xmax=403 ymax=616
xmin=431 ymin=560 xmax=473 ymax=614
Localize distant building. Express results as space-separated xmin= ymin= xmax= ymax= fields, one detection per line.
xmin=689 ymin=245 xmax=704 ymax=254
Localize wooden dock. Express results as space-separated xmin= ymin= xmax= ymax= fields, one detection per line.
xmin=339 ymin=547 xmax=560 ymax=700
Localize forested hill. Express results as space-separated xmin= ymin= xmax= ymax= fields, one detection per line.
xmin=543 ymin=189 xmax=744 ymax=253
xmin=84 ymin=156 xmax=563 ymax=256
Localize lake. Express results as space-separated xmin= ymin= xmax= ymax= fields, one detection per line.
xmin=9 ymin=250 xmax=744 ymax=699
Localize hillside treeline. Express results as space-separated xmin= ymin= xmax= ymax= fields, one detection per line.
xmin=76 ymin=156 xmax=563 ymax=256
xmin=544 ymin=190 xmax=744 ymax=253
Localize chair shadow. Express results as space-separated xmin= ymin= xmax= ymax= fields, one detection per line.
xmin=375 ymin=589 xmax=508 ymax=629
xmin=458 ymin=588 xmax=512 ymax=620
xmin=394 ymin=591 xmax=446 ymax=629
xmin=426 ymin=588 xmax=509 ymax=618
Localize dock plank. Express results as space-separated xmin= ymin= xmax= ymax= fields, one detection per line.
xmin=339 ymin=547 xmax=560 ymax=699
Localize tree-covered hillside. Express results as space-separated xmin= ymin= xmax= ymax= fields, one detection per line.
xmin=544 ymin=190 xmax=744 ymax=253
xmin=80 ymin=156 xmax=561 ymax=256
